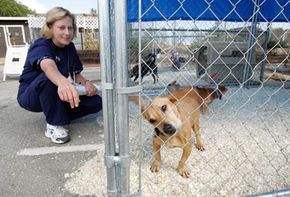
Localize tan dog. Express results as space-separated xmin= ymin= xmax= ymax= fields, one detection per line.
xmin=139 ymin=84 xmax=227 ymax=178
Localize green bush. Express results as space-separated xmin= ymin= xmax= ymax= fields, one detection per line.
xmin=267 ymin=38 xmax=289 ymax=50
xmin=188 ymin=42 xmax=200 ymax=50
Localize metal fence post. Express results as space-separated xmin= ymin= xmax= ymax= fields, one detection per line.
xmin=114 ymin=0 xmax=131 ymax=195
xmin=243 ymin=0 xmax=260 ymax=86
xmin=259 ymin=26 xmax=270 ymax=83
xmin=98 ymin=0 xmax=117 ymax=196
xmin=99 ymin=0 xmax=133 ymax=196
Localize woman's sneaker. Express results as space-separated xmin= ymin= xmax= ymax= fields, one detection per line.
xmin=45 ymin=123 xmax=70 ymax=144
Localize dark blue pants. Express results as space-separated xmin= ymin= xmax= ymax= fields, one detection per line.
xmin=17 ymin=73 xmax=102 ymax=125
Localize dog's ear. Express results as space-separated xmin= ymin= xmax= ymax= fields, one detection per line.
xmin=167 ymin=80 xmax=177 ymax=93
xmin=168 ymin=80 xmax=177 ymax=87
xmin=218 ymin=86 xmax=227 ymax=94
xmin=129 ymin=95 xmax=148 ymax=113
xmin=217 ymin=86 xmax=227 ymax=99
xmin=214 ymin=86 xmax=227 ymax=99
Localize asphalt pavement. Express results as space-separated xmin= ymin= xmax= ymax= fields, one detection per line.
xmin=0 ymin=65 xmax=104 ymax=197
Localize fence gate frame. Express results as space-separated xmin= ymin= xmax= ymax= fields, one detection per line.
xmin=98 ymin=0 xmax=141 ymax=196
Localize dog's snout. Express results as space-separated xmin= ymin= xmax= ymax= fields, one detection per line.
xmin=130 ymin=71 xmax=134 ymax=77
xmin=163 ymin=123 xmax=176 ymax=135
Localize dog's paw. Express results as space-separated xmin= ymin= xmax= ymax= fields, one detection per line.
xmin=150 ymin=161 xmax=161 ymax=173
xmin=177 ymin=167 xmax=190 ymax=178
xmin=195 ymin=143 xmax=205 ymax=151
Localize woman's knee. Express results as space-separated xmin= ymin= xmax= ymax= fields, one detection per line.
xmin=88 ymin=95 xmax=102 ymax=112
xmin=80 ymin=95 xmax=102 ymax=112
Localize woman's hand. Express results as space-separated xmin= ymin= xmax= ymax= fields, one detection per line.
xmin=40 ymin=59 xmax=80 ymax=108
xmin=57 ymin=78 xmax=80 ymax=108
xmin=84 ymin=80 xmax=97 ymax=96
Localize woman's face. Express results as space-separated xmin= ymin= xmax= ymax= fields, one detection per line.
xmin=51 ymin=15 xmax=74 ymax=48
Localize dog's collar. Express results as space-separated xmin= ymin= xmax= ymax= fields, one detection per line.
xmin=215 ymin=89 xmax=222 ymax=99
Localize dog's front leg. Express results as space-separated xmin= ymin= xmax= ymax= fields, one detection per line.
xmin=150 ymin=137 xmax=162 ymax=173
xmin=192 ymin=114 xmax=205 ymax=151
xmin=177 ymin=143 xmax=192 ymax=178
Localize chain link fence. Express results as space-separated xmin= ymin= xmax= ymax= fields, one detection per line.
xmin=98 ymin=1 xmax=290 ymax=196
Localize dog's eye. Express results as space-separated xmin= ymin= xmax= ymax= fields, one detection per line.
xmin=149 ymin=119 xmax=156 ymax=124
xmin=161 ymin=105 xmax=167 ymax=112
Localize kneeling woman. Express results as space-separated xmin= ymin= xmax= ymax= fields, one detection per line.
xmin=17 ymin=7 xmax=102 ymax=144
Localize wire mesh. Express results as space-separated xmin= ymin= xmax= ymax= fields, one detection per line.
xmin=126 ymin=1 xmax=290 ymax=197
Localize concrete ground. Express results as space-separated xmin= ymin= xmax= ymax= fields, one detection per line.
xmin=0 ymin=64 xmax=104 ymax=197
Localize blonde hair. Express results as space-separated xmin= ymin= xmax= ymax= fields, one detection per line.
xmin=40 ymin=7 xmax=77 ymax=39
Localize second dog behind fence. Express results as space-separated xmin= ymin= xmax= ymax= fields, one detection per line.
xmin=130 ymin=53 xmax=159 ymax=83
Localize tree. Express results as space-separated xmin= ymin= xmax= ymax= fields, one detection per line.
xmin=0 ymin=0 xmax=33 ymax=16
xmin=90 ymin=8 xmax=97 ymax=15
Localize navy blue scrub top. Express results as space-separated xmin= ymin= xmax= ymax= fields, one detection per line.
xmin=19 ymin=38 xmax=83 ymax=84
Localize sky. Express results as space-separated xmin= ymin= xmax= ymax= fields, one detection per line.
xmin=17 ymin=0 xmax=98 ymax=14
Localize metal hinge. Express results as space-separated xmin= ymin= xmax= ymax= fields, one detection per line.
xmin=104 ymin=155 xmax=131 ymax=168
xmin=117 ymin=85 xmax=142 ymax=94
